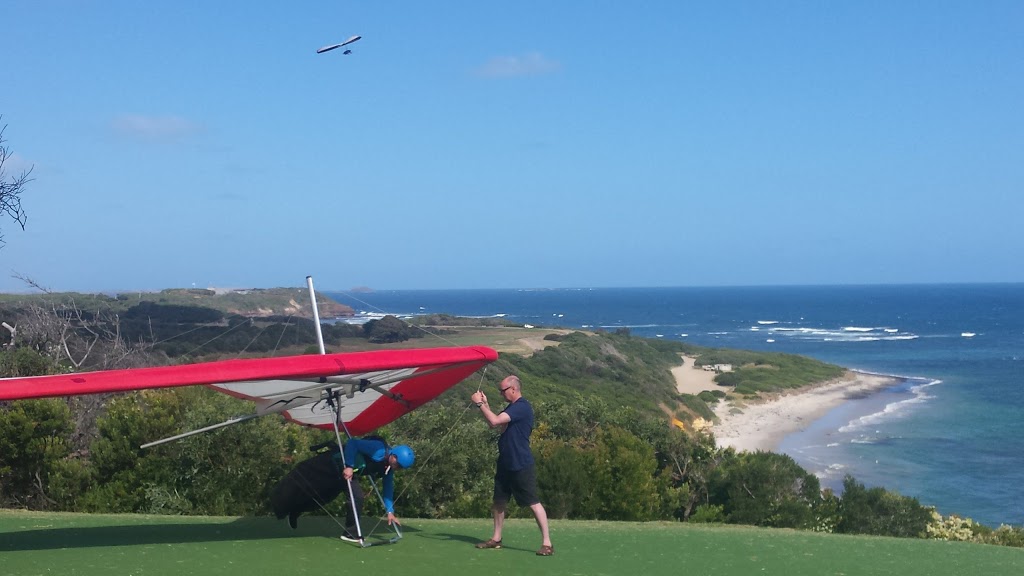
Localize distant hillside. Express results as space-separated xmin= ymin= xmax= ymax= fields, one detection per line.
xmin=154 ymin=288 xmax=353 ymax=318
xmin=0 ymin=287 xmax=353 ymax=320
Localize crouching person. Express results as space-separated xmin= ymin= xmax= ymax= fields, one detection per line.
xmin=271 ymin=436 xmax=415 ymax=538
xmin=340 ymin=437 xmax=415 ymax=538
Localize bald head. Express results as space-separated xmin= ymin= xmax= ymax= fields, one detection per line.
xmin=499 ymin=375 xmax=521 ymax=400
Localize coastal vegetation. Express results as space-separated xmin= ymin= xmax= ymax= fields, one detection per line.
xmin=1 ymin=291 xmax=1022 ymax=551
xmin=698 ymin=349 xmax=846 ymax=396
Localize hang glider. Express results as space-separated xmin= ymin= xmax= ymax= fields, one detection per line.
xmin=317 ymin=35 xmax=361 ymax=54
xmin=0 ymin=276 xmax=494 ymax=547
xmin=0 ymin=346 xmax=498 ymax=445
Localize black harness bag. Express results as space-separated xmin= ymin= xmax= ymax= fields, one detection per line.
xmin=271 ymin=450 xmax=346 ymax=519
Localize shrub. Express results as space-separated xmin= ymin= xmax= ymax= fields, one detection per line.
xmin=0 ymin=398 xmax=76 ymax=509
xmin=836 ymin=476 xmax=933 ymax=538
xmin=926 ymin=509 xmax=978 ymax=541
xmin=679 ymin=394 xmax=716 ymax=421
xmin=984 ymin=525 xmax=1024 ymax=548
xmin=697 ymin=390 xmax=726 ymax=403
xmin=709 ymin=451 xmax=821 ymax=529
xmin=689 ymin=504 xmax=725 ymax=523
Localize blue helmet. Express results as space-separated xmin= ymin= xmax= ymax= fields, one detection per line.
xmin=391 ymin=444 xmax=415 ymax=468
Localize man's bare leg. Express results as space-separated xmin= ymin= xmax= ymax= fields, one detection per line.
xmin=491 ymin=503 xmax=506 ymax=542
xmin=530 ymin=502 xmax=552 ymax=547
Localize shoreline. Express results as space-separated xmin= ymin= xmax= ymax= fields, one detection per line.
xmin=702 ymin=370 xmax=901 ymax=453
xmin=668 ymin=356 xmax=899 ymax=451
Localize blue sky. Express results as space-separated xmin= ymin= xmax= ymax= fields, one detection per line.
xmin=2 ymin=1 xmax=1022 ymax=292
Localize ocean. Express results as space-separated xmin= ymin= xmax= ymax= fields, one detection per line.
xmin=325 ymin=284 xmax=1024 ymax=527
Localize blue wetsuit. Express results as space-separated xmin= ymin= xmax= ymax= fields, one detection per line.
xmin=337 ymin=437 xmax=397 ymax=514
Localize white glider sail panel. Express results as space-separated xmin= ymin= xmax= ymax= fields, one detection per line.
xmin=0 ymin=346 xmax=498 ymax=436
xmin=210 ymin=367 xmax=431 ymax=435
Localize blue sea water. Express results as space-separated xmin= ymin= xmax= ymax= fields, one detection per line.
xmin=325 ymin=284 xmax=1024 ymax=527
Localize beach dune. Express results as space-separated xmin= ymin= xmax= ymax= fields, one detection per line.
xmin=709 ymin=371 xmax=899 ymax=452
xmin=671 ymin=355 xmax=722 ymax=395
xmin=670 ymin=357 xmax=899 ymax=453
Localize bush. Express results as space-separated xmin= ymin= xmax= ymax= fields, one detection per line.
xmin=0 ymin=347 xmax=59 ymax=377
xmin=592 ymin=426 xmax=660 ymax=521
xmin=836 ymin=476 xmax=933 ymax=538
xmin=926 ymin=509 xmax=978 ymax=541
xmin=679 ymin=394 xmax=716 ymax=421
xmin=983 ymin=525 xmax=1024 ymax=548
xmin=689 ymin=504 xmax=725 ymax=523
xmin=534 ymin=439 xmax=603 ymax=519
xmin=363 ymin=316 xmax=416 ymax=343
xmin=697 ymin=390 xmax=726 ymax=404
xmin=709 ymin=451 xmax=820 ymax=529
xmin=0 ymin=398 xmax=77 ymax=509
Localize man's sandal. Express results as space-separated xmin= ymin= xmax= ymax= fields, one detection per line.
xmin=475 ymin=539 xmax=502 ymax=549
xmin=536 ymin=545 xmax=554 ymax=556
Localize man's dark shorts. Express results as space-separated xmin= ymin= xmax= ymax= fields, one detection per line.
xmin=493 ymin=464 xmax=540 ymax=507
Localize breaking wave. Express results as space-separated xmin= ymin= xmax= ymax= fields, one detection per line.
xmin=764 ymin=325 xmax=919 ymax=343
xmin=838 ymin=379 xmax=941 ymax=433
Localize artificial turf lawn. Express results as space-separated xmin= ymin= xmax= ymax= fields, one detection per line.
xmin=2 ymin=510 xmax=1022 ymax=576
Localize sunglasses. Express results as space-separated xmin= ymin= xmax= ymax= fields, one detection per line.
xmin=500 ymin=385 xmax=513 ymax=394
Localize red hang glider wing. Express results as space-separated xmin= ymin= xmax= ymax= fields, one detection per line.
xmin=210 ymin=347 xmax=499 ymax=435
xmin=0 ymin=347 xmax=498 ymax=435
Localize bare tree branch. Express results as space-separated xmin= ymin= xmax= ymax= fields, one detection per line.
xmin=11 ymin=272 xmax=50 ymax=294
xmin=33 ymin=469 xmax=57 ymax=508
xmin=0 ymin=116 xmax=33 ymax=248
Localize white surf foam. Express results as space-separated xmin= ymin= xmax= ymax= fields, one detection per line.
xmin=838 ymin=379 xmax=941 ymax=433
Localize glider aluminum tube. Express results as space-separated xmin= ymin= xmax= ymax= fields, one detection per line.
xmin=331 ymin=404 xmax=364 ymax=542
xmin=306 ymin=276 xmax=327 ymax=355
xmin=140 ymin=414 xmax=261 ymax=449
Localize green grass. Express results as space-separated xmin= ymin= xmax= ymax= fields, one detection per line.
xmin=3 ymin=510 xmax=1022 ymax=576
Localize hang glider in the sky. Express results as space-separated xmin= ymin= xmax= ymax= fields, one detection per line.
xmin=317 ymin=35 xmax=361 ymax=54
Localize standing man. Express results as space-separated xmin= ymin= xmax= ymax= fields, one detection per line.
xmin=471 ymin=375 xmax=554 ymax=556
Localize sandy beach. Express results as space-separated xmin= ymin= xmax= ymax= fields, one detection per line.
xmin=669 ymin=357 xmax=899 ymax=452
xmin=671 ymin=355 xmax=721 ymax=395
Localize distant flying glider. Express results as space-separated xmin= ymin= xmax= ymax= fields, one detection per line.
xmin=317 ymin=35 xmax=362 ymax=54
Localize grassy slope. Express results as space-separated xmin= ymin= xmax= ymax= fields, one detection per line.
xmin=2 ymin=510 xmax=1021 ymax=576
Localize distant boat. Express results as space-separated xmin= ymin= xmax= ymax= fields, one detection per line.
xmin=961 ymin=332 xmax=976 ymax=338
xmin=766 ymin=339 xmax=775 ymax=343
